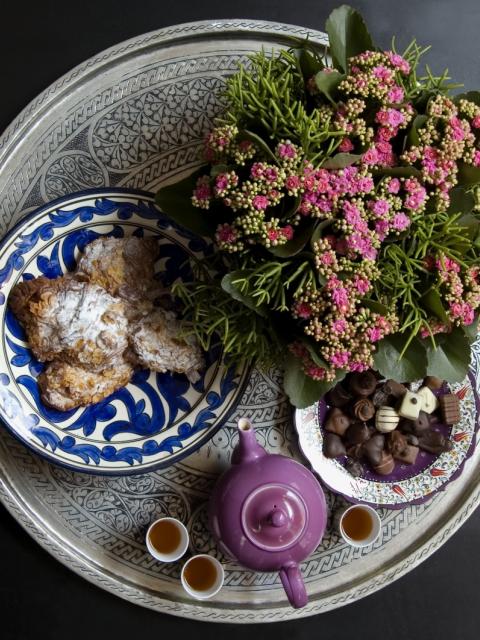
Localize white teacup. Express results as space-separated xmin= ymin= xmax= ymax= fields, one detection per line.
xmin=181 ymin=554 xmax=224 ymax=600
xmin=146 ymin=517 xmax=189 ymax=562
xmin=338 ymin=504 xmax=381 ymax=548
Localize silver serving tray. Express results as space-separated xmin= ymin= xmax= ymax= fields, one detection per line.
xmin=1 ymin=19 xmax=479 ymax=623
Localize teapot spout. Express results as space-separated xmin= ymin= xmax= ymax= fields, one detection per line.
xmin=231 ymin=418 xmax=266 ymax=465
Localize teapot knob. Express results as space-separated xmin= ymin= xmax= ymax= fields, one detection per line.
xmin=268 ymin=507 xmax=288 ymax=528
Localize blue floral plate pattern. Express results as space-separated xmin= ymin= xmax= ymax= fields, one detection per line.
xmin=0 ymin=188 xmax=249 ymax=474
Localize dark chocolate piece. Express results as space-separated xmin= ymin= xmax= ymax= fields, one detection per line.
xmin=363 ymin=434 xmax=385 ymax=467
xmin=439 ymin=394 xmax=460 ymax=424
xmin=373 ymin=450 xmax=395 ymax=475
xmin=393 ymin=444 xmax=419 ymax=465
xmin=348 ymin=371 xmax=377 ymax=397
xmin=424 ymin=375 xmax=444 ymax=390
xmin=345 ymin=458 xmax=364 ymax=477
xmin=387 ymin=430 xmax=408 ymax=457
xmin=325 ymin=383 xmax=351 ymax=408
xmin=346 ymin=443 xmax=364 ymax=459
xmin=418 ymin=431 xmax=453 ymax=454
xmin=345 ymin=422 xmax=371 ymax=445
xmin=398 ymin=418 xmax=415 ymax=434
xmin=324 ymin=407 xmax=351 ymax=436
xmin=324 ymin=433 xmax=347 ymax=458
xmin=412 ymin=411 xmax=431 ymax=434
xmin=383 ymin=379 xmax=408 ymax=398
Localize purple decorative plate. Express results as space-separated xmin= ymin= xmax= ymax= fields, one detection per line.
xmin=295 ymin=374 xmax=480 ymax=508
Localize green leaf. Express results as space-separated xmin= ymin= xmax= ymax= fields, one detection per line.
xmin=362 ymin=299 xmax=390 ymax=315
xmin=310 ymin=219 xmax=334 ymax=248
xmin=269 ymin=220 xmax=316 ymax=257
xmin=372 ymin=166 xmax=423 ymax=179
xmin=322 ymin=153 xmax=361 ymax=169
xmin=425 ymin=327 xmax=471 ymax=383
xmin=325 ymin=5 xmax=375 ymax=73
xmin=463 ymin=314 xmax=479 ymax=343
xmin=221 ymin=271 xmax=268 ymax=317
xmin=407 ymin=115 xmax=428 ymax=147
xmin=448 ymin=187 xmax=475 ymax=214
xmin=210 ymin=164 xmax=231 ymax=178
xmin=298 ymin=47 xmax=324 ymax=79
xmin=457 ymin=162 xmax=480 ymax=186
xmin=373 ymin=334 xmax=427 ymax=381
xmin=421 ymin=289 xmax=449 ymax=324
xmin=454 ymin=90 xmax=480 ymax=106
xmin=314 ymin=69 xmax=346 ymax=104
xmin=155 ymin=166 xmax=216 ymax=237
xmin=239 ymin=129 xmax=278 ymax=164
xmin=283 ymin=352 xmax=346 ymax=408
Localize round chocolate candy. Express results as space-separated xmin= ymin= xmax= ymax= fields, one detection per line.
xmin=383 ymin=379 xmax=407 ymax=398
xmin=324 ymin=433 xmax=347 ymax=458
xmin=353 ymin=398 xmax=375 ymax=422
xmin=387 ymin=430 xmax=408 ymax=457
xmin=348 ymin=371 xmax=377 ymax=397
xmin=363 ymin=433 xmax=386 ymax=467
xmin=373 ymin=451 xmax=395 ymax=476
xmin=325 ymin=383 xmax=351 ymax=408
xmin=375 ymin=406 xmax=400 ymax=433
xmin=345 ymin=422 xmax=370 ymax=445
xmin=324 ymin=407 xmax=351 ymax=436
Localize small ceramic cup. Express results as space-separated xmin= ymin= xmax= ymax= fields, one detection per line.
xmin=181 ymin=554 xmax=224 ymax=600
xmin=338 ymin=504 xmax=381 ymax=548
xmin=146 ymin=517 xmax=189 ymax=562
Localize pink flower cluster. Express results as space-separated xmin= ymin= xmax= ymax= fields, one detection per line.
xmin=291 ymin=259 xmax=397 ymax=381
xmin=429 ymin=255 xmax=480 ymax=328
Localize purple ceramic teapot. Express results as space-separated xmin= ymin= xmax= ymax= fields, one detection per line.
xmin=209 ymin=418 xmax=327 ymax=608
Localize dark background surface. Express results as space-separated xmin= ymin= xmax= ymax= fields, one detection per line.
xmin=1 ymin=1 xmax=480 ymax=638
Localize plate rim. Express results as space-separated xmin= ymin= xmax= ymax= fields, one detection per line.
xmin=0 ymin=186 xmax=250 ymax=475
xmin=0 ymin=18 xmax=479 ymax=623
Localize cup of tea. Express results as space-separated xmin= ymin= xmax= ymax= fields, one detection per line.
xmin=146 ymin=517 xmax=189 ymax=562
xmin=338 ymin=504 xmax=381 ymax=548
xmin=181 ymin=554 xmax=224 ymax=600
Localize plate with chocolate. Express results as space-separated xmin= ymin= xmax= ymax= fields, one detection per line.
xmin=295 ymin=369 xmax=479 ymax=507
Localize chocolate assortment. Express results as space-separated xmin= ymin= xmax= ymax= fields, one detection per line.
xmin=323 ymin=370 xmax=459 ymax=477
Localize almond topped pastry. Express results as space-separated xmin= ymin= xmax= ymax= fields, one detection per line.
xmin=10 ymin=276 xmax=129 ymax=369
xmin=38 ymin=360 xmax=134 ymax=411
xmin=8 ymin=236 xmax=205 ymax=410
xmin=130 ymin=309 xmax=205 ymax=383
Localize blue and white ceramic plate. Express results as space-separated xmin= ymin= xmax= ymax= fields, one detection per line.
xmin=0 ymin=188 xmax=249 ymax=475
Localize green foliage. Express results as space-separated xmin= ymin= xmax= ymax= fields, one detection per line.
xmin=155 ymin=166 xmax=216 ymax=236
xmin=221 ymin=49 xmax=343 ymax=164
xmin=425 ymin=328 xmax=471 ymax=382
xmin=325 ymin=5 xmax=375 ymax=72
xmin=373 ymin=334 xmax=427 ymax=381
xmin=283 ymin=352 xmax=346 ymax=408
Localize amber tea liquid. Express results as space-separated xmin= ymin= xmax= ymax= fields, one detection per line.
xmin=342 ymin=507 xmax=374 ymax=541
xmin=148 ymin=519 xmax=182 ymax=555
xmin=183 ymin=556 xmax=218 ymax=592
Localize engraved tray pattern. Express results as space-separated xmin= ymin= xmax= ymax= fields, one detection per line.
xmin=0 ymin=20 xmax=479 ymax=623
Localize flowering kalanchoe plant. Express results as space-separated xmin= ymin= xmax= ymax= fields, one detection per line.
xmin=157 ymin=5 xmax=480 ymax=408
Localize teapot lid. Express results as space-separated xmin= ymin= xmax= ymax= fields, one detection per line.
xmin=241 ymin=483 xmax=307 ymax=551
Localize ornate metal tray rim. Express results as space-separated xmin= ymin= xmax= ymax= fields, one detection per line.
xmin=0 ymin=18 xmax=479 ymax=624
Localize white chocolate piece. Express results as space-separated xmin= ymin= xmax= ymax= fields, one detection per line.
xmin=417 ymin=386 xmax=439 ymax=414
xmin=397 ymin=390 xmax=422 ymax=420
xmin=375 ymin=406 xmax=400 ymax=433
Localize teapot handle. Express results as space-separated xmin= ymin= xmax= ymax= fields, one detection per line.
xmin=279 ymin=563 xmax=307 ymax=609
